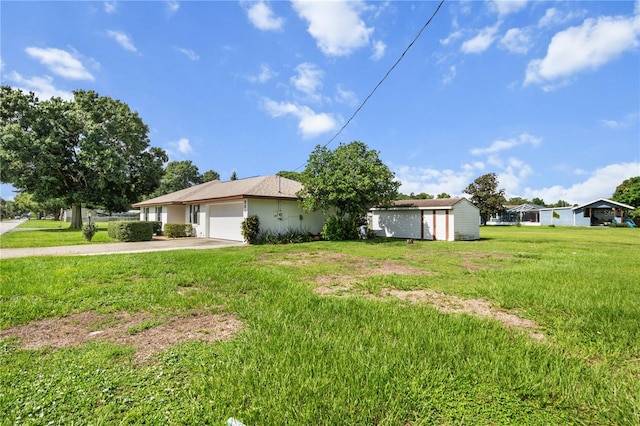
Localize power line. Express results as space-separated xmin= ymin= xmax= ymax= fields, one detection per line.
xmin=293 ymin=0 xmax=446 ymax=172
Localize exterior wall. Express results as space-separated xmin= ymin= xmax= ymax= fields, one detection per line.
xmin=248 ymin=198 xmax=326 ymax=236
xmin=166 ymin=205 xmax=184 ymax=225
xmin=539 ymin=207 xmax=583 ymax=226
xmin=370 ymin=210 xmax=422 ymax=239
xmin=452 ymin=200 xmax=480 ymax=240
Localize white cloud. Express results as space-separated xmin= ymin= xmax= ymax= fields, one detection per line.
xmin=166 ymin=1 xmax=179 ymax=15
xmin=25 ymin=47 xmax=94 ymax=81
xmin=537 ymin=7 xmax=585 ymax=28
xmin=335 ymin=84 xmax=358 ymax=107
xmin=440 ymin=30 xmax=463 ymax=46
xmin=167 ymin=138 xmax=193 ymax=155
xmin=522 ymin=162 xmax=640 ymax=205
xmin=291 ymin=0 xmax=373 ymax=56
xmin=104 ymin=1 xmax=117 ymax=14
xmin=106 ymin=30 xmax=138 ymax=52
xmin=393 ymin=164 xmax=479 ymax=197
xmin=471 ymin=133 xmax=541 ymax=156
xmin=176 ymin=47 xmax=199 ymax=61
xmin=499 ymin=28 xmax=532 ymax=54
xmin=6 ymin=71 xmax=73 ymax=101
xmin=442 ymin=65 xmax=456 ymax=85
xmin=248 ymin=64 xmax=277 ymax=83
xmin=262 ymin=98 xmax=338 ymax=139
xmin=488 ymin=0 xmax=528 ymax=18
xmin=525 ymin=14 xmax=640 ymax=87
xmin=371 ymin=40 xmax=386 ymax=60
xmin=246 ymin=1 xmax=284 ymax=31
xmin=290 ymin=62 xmax=324 ymax=100
xmin=600 ymin=112 xmax=639 ymax=129
xmin=461 ymin=24 xmax=500 ymax=54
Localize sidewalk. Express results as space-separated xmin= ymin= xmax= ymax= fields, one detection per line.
xmin=0 ymin=237 xmax=245 ymax=259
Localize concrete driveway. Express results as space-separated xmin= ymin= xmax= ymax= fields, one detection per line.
xmin=0 ymin=219 xmax=26 ymax=235
xmin=0 ymin=229 xmax=245 ymax=259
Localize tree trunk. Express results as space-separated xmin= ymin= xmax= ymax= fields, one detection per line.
xmin=70 ymin=204 xmax=83 ymax=229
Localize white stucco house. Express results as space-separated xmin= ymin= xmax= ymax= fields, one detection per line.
xmin=369 ymin=198 xmax=480 ymax=241
xmin=132 ymin=175 xmax=328 ymax=241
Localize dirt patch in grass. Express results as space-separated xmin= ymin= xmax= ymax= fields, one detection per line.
xmin=0 ymin=311 xmax=243 ymax=363
xmin=316 ymin=284 xmax=545 ymax=341
xmin=261 ymin=251 xmax=432 ymax=283
xmin=456 ymin=251 xmax=514 ymax=271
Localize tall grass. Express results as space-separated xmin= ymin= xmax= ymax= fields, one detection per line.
xmin=0 ymin=226 xmax=638 ymax=424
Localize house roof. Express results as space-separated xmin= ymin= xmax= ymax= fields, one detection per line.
xmin=132 ymin=175 xmax=302 ymax=207
xmin=372 ymin=197 xmax=475 ymax=210
xmin=572 ymin=198 xmax=635 ymax=211
xmin=506 ymin=203 xmax=547 ymax=213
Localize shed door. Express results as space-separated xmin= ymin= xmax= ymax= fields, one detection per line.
xmin=209 ymin=202 xmax=244 ymax=241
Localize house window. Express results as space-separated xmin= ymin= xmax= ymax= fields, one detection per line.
xmin=189 ymin=205 xmax=200 ymax=224
xmin=155 ymin=206 xmax=162 ymax=219
xmin=143 ymin=207 xmax=149 ymax=221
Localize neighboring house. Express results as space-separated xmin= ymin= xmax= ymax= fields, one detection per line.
xmin=368 ymin=198 xmax=480 ymax=241
xmin=63 ymin=208 xmax=139 ymax=223
xmin=487 ymin=203 xmax=546 ymax=226
xmin=539 ymin=198 xmax=635 ymax=226
xmin=132 ymin=175 xmax=328 ymax=241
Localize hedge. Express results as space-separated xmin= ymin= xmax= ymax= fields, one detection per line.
xmin=107 ymin=221 xmax=154 ymax=242
xmin=164 ymin=223 xmax=194 ymax=238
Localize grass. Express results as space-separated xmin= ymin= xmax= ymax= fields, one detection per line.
xmin=0 ymin=221 xmax=115 ymax=248
xmin=0 ymin=226 xmax=639 ymax=424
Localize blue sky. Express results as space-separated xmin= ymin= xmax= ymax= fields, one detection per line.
xmin=2 ymin=0 xmax=639 ymax=205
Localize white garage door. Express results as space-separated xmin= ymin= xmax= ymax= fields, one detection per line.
xmin=209 ymin=202 xmax=244 ymax=241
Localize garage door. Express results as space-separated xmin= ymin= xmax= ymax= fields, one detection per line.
xmin=209 ymin=202 xmax=244 ymax=241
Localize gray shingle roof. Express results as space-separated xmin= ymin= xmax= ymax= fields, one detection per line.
xmin=372 ymin=198 xmax=468 ymax=209
xmin=133 ymin=175 xmax=302 ymax=207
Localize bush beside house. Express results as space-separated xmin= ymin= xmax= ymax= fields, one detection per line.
xmin=108 ymin=221 xmax=154 ymax=242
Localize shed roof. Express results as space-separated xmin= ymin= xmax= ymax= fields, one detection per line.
xmin=133 ymin=175 xmax=302 ymax=207
xmin=372 ymin=197 xmax=475 ymax=210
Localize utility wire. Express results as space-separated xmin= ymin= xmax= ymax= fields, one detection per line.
xmin=293 ymin=0 xmax=446 ymax=172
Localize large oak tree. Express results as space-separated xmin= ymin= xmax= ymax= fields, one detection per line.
xmin=297 ymin=141 xmax=400 ymax=239
xmin=463 ymin=172 xmax=506 ymax=225
xmin=1 ymin=86 xmax=167 ymax=228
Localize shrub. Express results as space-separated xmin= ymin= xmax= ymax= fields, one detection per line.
xmin=256 ymin=227 xmax=313 ymax=245
xmin=107 ymin=221 xmax=154 ymax=242
xmin=150 ymin=221 xmax=163 ymax=235
xmin=81 ymin=223 xmax=98 ymax=242
xmin=164 ymin=223 xmax=193 ymax=238
xmin=241 ymin=215 xmax=260 ymax=244
xmin=322 ymin=216 xmax=359 ymax=241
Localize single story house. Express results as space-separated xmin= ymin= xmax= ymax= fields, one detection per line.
xmin=132 ymin=175 xmax=327 ymax=241
xmin=487 ymin=203 xmax=546 ymax=226
xmin=368 ymin=198 xmax=480 ymax=241
xmin=539 ymin=198 xmax=635 ymax=226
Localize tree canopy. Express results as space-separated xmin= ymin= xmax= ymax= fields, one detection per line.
xmin=202 ymin=169 xmax=220 ymax=183
xmin=297 ymin=141 xmax=400 ymax=220
xmin=0 ymin=86 xmax=167 ymax=228
xmin=612 ymin=176 xmax=640 ymax=208
xmin=152 ymin=160 xmax=202 ymax=197
xmin=463 ymin=172 xmax=506 ymax=225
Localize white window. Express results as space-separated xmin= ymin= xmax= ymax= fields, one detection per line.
xmin=189 ymin=205 xmax=200 ymax=224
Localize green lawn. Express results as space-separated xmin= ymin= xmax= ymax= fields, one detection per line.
xmin=1 ymin=221 xmax=115 ymax=248
xmin=1 ymin=226 xmax=638 ymax=424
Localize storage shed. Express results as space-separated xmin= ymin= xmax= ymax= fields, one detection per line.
xmin=369 ymin=198 xmax=480 ymax=241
